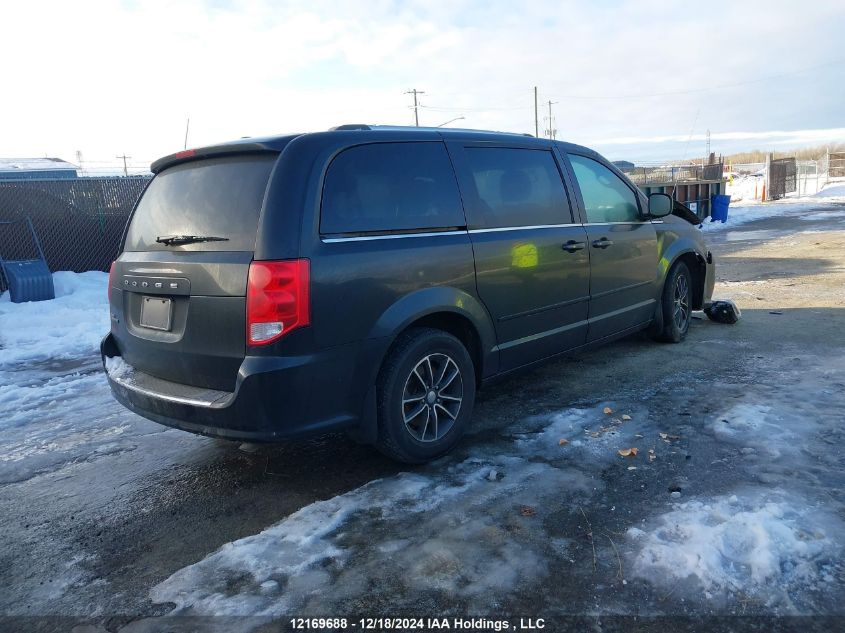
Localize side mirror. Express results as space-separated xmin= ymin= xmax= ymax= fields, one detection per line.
xmin=648 ymin=193 xmax=673 ymax=218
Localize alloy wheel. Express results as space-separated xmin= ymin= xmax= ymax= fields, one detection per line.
xmin=401 ymin=353 xmax=463 ymax=442
xmin=673 ymin=274 xmax=690 ymax=330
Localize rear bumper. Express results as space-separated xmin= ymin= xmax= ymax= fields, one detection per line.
xmin=101 ymin=333 xmax=380 ymax=442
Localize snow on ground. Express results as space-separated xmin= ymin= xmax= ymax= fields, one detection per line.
xmin=0 ymin=271 xmax=109 ymax=366
xmin=150 ymin=406 xmax=624 ymax=617
xmin=628 ymin=490 xmax=839 ymax=607
xmin=725 ymin=174 xmax=765 ymax=203
xmin=0 ymin=272 xmax=148 ymax=483
xmin=702 ymin=181 xmax=845 ymax=232
xmin=150 ymin=353 xmax=845 ymax=619
xmin=0 ymin=271 xmax=110 ymax=433
xmin=627 ymin=354 xmax=845 ymax=612
xmin=4 ymin=232 xmax=845 ymax=619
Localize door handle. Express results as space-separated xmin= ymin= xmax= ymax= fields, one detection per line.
xmin=591 ymin=238 xmax=614 ymax=249
xmin=562 ymin=240 xmax=586 ymax=253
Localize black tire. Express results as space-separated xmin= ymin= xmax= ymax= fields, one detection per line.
xmin=375 ymin=327 xmax=476 ymax=463
xmin=651 ymin=261 xmax=693 ymax=343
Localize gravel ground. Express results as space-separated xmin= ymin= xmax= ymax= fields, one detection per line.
xmin=1 ymin=204 xmax=844 ymax=632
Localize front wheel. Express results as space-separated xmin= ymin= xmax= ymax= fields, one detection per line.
xmin=375 ymin=328 xmax=476 ymax=463
xmin=651 ymin=262 xmax=693 ymax=343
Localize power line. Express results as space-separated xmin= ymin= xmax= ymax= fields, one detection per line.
xmin=419 ymin=103 xmax=530 ymax=112
xmin=409 ymin=58 xmax=842 ymax=120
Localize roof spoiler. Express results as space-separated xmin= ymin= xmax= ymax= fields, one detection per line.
xmin=150 ymin=143 xmax=279 ymax=174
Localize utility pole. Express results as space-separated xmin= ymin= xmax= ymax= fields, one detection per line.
xmin=405 ymin=89 xmax=425 ymax=126
xmin=546 ymin=100 xmax=557 ymax=139
xmin=705 ymin=129 xmax=711 ymax=165
xmin=184 ymin=117 xmax=190 ymax=149
xmin=534 ymin=86 xmax=539 ymax=138
xmin=116 ymin=154 xmax=131 ymax=177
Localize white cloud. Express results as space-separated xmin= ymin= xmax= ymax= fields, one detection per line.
xmin=0 ymin=0 xmax=842 ymax=167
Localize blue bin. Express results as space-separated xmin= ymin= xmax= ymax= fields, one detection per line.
xmin=2 ymin=259 xmax=55 ymax=303
xmin=711 ymin=194 xmax=731 ymax=223
xmin=0 ymin=217 xmax=56 ymax=303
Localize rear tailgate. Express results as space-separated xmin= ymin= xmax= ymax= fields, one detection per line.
xmin=110 ymin=153 xmax=277 ymax=391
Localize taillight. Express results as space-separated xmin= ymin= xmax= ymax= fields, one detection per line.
xmin=246 ymin=259 xmax=310 ymax=345
xmin=108 ymin=261 xmax=117 ymax=301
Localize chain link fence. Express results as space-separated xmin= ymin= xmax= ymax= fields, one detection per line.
xmin=728 ymin=157 xmax=834 ymax=200
xmin=0 ymin=176 xmax=151 ymax=292
xmin=626 ymin=162 xmax=724 ymax=186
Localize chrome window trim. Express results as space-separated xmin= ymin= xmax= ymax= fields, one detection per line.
xmin=582 ymin=221 xmax=649 ymax=226
xmin=468 ymin=224 xmax=577 ymax=234
xmin=320 ymin=220 xmax=653 ymax=239
xmin=320 ymin=221 xmax=657 ymax=242
xmin=321 ymin=230 xmax=467 ymax=243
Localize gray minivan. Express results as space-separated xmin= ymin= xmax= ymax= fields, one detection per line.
xmin=102 ymin=125 xmax=715 ymax=462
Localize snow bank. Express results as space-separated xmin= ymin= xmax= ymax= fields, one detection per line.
xmin=814 ymin=181 xmax=845 ymax=199
xmin=701 ymin=182 xmax=845 ymax=232
xmin=0 ymin=271 xmax=109 ymax=367
xmin=628 ymin=490 xmax=841 ymax=607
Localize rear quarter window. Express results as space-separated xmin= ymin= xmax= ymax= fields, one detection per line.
xmin=320 ymin=142 xmax=465 ymax=235
xmin=124 ymin=154 xmax=276 ymax=251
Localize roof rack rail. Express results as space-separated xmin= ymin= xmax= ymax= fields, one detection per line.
xmin=329 ymin=124 xmax=372 ymax=131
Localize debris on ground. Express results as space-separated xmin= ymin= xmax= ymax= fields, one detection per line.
xmin=659 ymin=433 xmax=680 ymax=442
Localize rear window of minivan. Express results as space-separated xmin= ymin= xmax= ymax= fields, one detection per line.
xmin=124 ymin=154 xmax=277 ymax=251
xmin=320 ymin=142 xmax=465 ymax=235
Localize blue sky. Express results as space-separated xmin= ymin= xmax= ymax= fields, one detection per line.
xmin=1 ymin=0 xmax=843 ymax=170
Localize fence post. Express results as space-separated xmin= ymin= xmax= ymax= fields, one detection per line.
xmin=764 ymin=153 xmax=772 ymax=202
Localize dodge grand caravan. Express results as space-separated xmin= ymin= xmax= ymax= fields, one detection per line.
xmin=102 ymin=125 xmax=715 ymax=463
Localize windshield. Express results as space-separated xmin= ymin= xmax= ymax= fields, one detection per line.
xmin=124 ymin=154 xmax=277 ymax=251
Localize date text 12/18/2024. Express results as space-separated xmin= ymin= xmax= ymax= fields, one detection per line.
xmin=289 ymin=617 xmax=546 ymax=630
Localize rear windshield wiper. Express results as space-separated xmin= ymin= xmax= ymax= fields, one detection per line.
xmin=155 ymin=235 xmax=230 ymax=246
